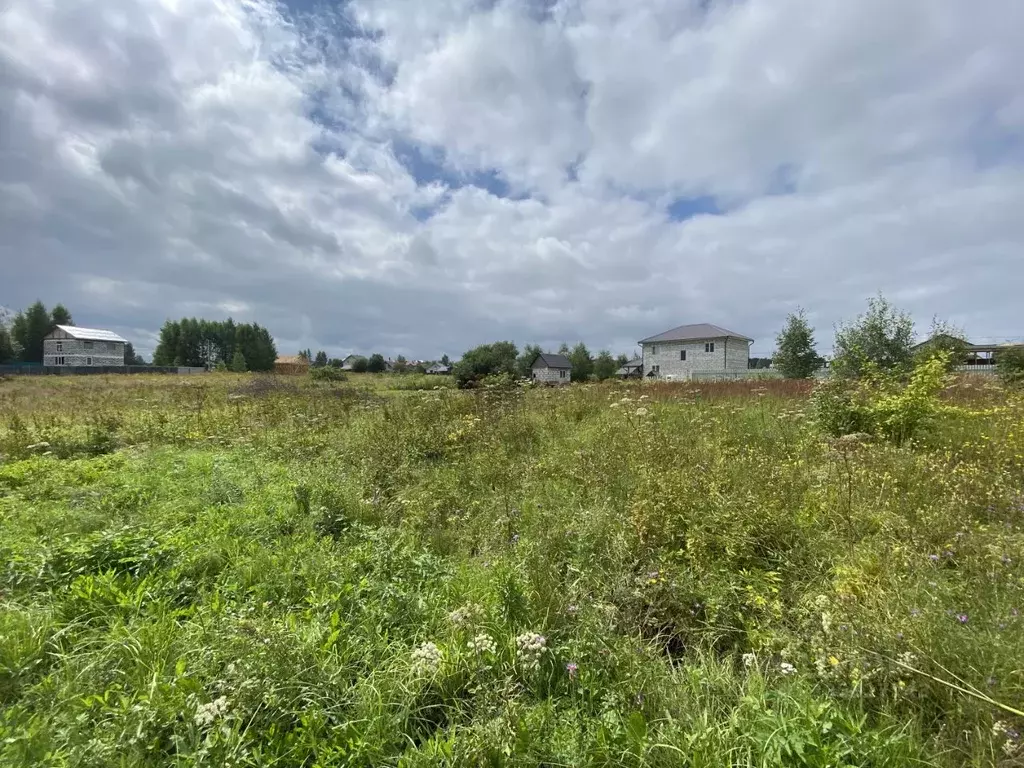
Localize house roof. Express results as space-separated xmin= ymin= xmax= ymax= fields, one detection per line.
xmin=52 ymin=325 xmax=128 ymax=343
xmin=616 ymin=357 xmax=643 ymax=374
xmin=275 ymin=355 xmax=309 ymax=365
xmin=639 ymin=323 xmax=753 ymax=344
xmin=532 ymin=352 xmax=572 ymax=369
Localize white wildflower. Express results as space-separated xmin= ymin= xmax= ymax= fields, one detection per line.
xmin=515 ymin=632 xmax=547 ymax=669
xmin=448 ymin=603 xmax=483 ymax=627
xmin=194 ymin=695 xmax=230 ymax=727
xmin=634 ymin=407 xmax=649 ymax=417
xmin=411 ymin=641 xmax=442 ymax=674
xmin=896 ymin=652 xmax=917 ymax=668
xmin=779 ymin=662 xmax=797 ymax=676
xmin=609 ymin=402 xmax=621 ymax=409
xmin=742 ymin=652 xmax=756 ymax=668
xmin=467 ymin=633 xmax=497 ymax=655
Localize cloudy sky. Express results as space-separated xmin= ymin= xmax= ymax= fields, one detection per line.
xmin=2 ymin=0 xmax=1023 ymax=359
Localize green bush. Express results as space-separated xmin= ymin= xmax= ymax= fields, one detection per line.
xmin=309 ymin=366 xmax=346 ymax=382
xmin=996 ymin=346 xmax=1024 ymax=387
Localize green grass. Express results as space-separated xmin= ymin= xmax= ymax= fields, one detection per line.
xmin=0 ymin=373 xmax=1022 ymax=766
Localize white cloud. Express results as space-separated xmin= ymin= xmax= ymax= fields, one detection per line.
xmin=1 ymin=0 xmax=1023 ymax=360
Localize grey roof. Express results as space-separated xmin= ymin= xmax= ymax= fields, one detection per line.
xmin=52 ymin=325 xmax=128 ymax=343
xmin=532 ymin=352 xmax=572 ymax=369
xmin=616 ymin=357 xmax=643 ymax=374
xmin=639 ymin=323 xmax=752 ymax=344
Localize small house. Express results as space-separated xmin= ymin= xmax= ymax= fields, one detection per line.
xmin=616 ymin=357 xmax=643 ymax=378
xmin=43 ymin=325 xmax=127 ymax=367
xmin=639 ymin=323 xmax=752 ymax=379
xmin=426 ymin=363 xmax=452 ymax=375
xmin=274 ymin=355 xmax=310 ymax=375
xmin=339 ymin=354 xmax=361 ymax=371
xmin=530 ymin=352 xmax=572 ymax=385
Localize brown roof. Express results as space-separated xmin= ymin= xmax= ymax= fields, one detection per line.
xmin=275 ymin=355 xmax=309 ymax=366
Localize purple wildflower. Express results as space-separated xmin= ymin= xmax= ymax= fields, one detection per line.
xmin=928 ymin=554 xmax=940 ymax=562
xmin=566 ymin=662 xmax=578 ymax=680
xmin=955 ymin=613 xmax=969 ymax=624
xmin=943 ymin=550 xmax=954 ymax=558
xmin=910 ymin=608 xmax=921 ymax=617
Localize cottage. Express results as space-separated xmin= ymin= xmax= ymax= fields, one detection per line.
xmin=639 ymin=323 xmax=752 ymax=379
xmin=339 ymin=354 xmax=361 ymax=371
xmin=530 ymin=352 xmax=572 ymax=385
xmin=274 ymin=355 xmax=310 ymax=375
xmin=616 ymin=357 xmax=643 ymax=378
xmin=426 ymin=363 xmax=452 ymax=375
xmin=43 ymin=325 xmax=126 ymax=367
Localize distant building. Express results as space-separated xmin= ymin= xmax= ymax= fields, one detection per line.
xmin=339 ymin=355 xmax=361 ymax=371
xmin=274 ymin=355 xmax=310 ymax=375
xmin=426 ymin=363 xmax=452 ymax=375
xmin=639 ymin=323 xmax=752 ymax=379
xmin=616 ymin=357 xmax=644 ymax=378
xmin=43 ymin=325 xmax=126 ymax=367
xmin=530 ymin=352 xmax=572 ymax=385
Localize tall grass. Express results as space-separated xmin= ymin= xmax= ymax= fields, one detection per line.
xmin=0 ymin=373 xmax=1021 ymax=766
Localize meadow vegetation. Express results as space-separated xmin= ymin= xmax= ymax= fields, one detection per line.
xmin=0 ymin=370 xmax=1022 ymax=766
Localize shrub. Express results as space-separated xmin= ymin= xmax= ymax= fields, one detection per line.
xmin=996 ymin=346 xmax=1024 ymax=387
xmin=309 ymin=366 xmax=346 ymax=383
xmin=832 ymin=295 xmax=915 ymax=379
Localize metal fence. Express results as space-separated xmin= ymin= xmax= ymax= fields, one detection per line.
xmin=0 ymin=365 xmax=207 ymax=376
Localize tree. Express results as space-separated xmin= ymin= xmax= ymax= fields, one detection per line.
xmin=593 ymin=350 xmax=618 ymax=381
xmin=914 ymin=317 xmax=969 ymax=371
xmin=50 ymin=304 xmax=73 ymax=327
xmin=351 ymin=356 xmax=369 ymax=373
xmin=229 ymin=349 xmax=248 ymax=372
xmin=515 ymin=344 xmax=542 ymax=379
xmin=440 ymin=354 xmax=451 ymax=366
xmin=12 ymin=301 xmax=52 ymax=363
xmin=615 ymin=353 xmax=630 ymax=369
xmin=298 ymin=349 xmax=311 ymax=362
xmin=996 ymin=346 xmax=1024 ymax=387
xmin=124 ymin=342 xmax=146 ymax=366
xmin=394 ymin=355 xmax=408 ymax=374
xmin=773 ymin=309 xmax=823 ymax=379
xmin=832 ymin=295 xmax=916 ymax=378
xmin=366 ymin=353 xmax=387 ymax=373
xmin=453 ymin=341 xmax=518 ymax=388
xmin=568 ymin=342 xmax=594 ymax=382
xmin=152 ymin=318 xmax=275 ymax=370
xmin=314 ymin=350 xmax=328 ymax=368
xmin=0 ymin=325 xmax=14 ymax=364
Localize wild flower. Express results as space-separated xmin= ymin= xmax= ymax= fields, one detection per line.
xmin=955 ymin=613 xmax=969 ymax=624
xmin=412 ymin=641 xmax=442 ymax=674
xmin=896 ymin=651 xmax=917 ymax=667
xmin=741 ymin=652 xmax=756 ymax=668
xmin=467 ymin=633 xmax=497 ymax=656
xmin=635 ymin=407 xmax=649 ymax=417
xmin=566 ymin=661 xmax=579 ymax=680
xmin=194 ymin=695 xmax=230 ymax=727
xmin=609 ymin=402 xmax=621 ymax=409
xmin=566 ymin=604 xmax=578 ymax=617
xmin=449 ymin=603 xmax=483 ymax=626
xmin=779 ymin=662 xmax=797 ymax=675
xmin=928 ymin=554 xmax=939 ymax=562
xmin=515 ymin=632 xmax=547 ymax=669
xmin=1002 ymin=554 xmax=1013 ymax=565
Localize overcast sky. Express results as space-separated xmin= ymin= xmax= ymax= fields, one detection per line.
xmin=2 ymin=0 xmax=1023 ymax=359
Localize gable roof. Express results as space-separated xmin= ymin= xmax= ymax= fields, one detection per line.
xmin=52 ymin=325 xmax=128 ymax=343
xmin=275 ymin=355 xmax=309 ymax=366
xmin=639 ymin=323 xmax=753 ymax=344
xmin=532 ymin=352 xmax=572 ymax=369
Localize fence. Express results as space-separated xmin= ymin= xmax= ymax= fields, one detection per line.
xmin=0 ymin=365 xmax=207 ymax=377
xmin=688 ymin=370 xmax=783 ymax=382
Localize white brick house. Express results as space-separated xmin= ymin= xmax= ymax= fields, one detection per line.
xmin=639 ymin=323 xmax=752 ymax=379
xmin=43 ymin=325 xmax=127 ymax=367
xmin=530 ymin=352 xmax=572 ymax=385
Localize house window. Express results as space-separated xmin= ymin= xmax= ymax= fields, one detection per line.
xmin=86 ymin=357 xmax=92 ymax=365
xmin=680 ymin=350 xmax=687 ymax=361
xmin=651 ymin=345 xmax=657 ymax=355
xmin=652 ymin=365 xmax=660 ymax=374
xmin=705 ymin=342 xmax=715 ymax=353
xmin=560 ymin=370 xmax=566 ymax=379
xmin=55 ymin=356 xmax=65 ymax=366
xmin=84 ymin=341 xmax=93 ymax=349
xmin=56 ymin=342 xmax=63 ymax=352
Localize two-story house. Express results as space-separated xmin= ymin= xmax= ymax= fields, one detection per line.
xmin=639 ymin=323 xmax=752 ymax=379
xmin=43 ymin=325 xmax=127 ymax=367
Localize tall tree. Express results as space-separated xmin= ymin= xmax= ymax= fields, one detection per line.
xmin=440 ymin=354 xmax=451 ymax=366
xmin=394 ymin=354 xmax=408 ymax=373
xmin=568 ymin=342 xmax=594 ymax=382
xmin=314 ymin=350 xmax=328 ymax=368
xmin=351 ymin=356 xmax=369 ymax=373
xmin=366 ymin=353 xmax=387 ymax=373
xmin=773 ymin=310 xmax=823 ymax=379
xmin=229 ymin=349 xmax=248 ymax=372
xmin=298 ymin=349 xmax=311 ymax=362
xmin=515 ymin=344 xmax=543 ymax=378
xmin=832 ymin=295 xmax=916 ymax=378
xmin=12 ymin=301 xmax=52 ymax=363
xmin=50 ymin=304 xmax=73 ymax=327
xmin=593 ymin=350 xmax=617 ymax=381
xmin=124 ymin=342 xmax=146 ymax=366
xmin=0 ymin=325 xmax=14 ymax=364
xmin=452 ymin=341 xmax=518 ymax=388
xmin=615 ymin=353 xmax=630 ymax=369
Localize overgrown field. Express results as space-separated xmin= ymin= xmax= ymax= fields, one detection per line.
xmin=1 ymin=373 xmax=1022 ymax=766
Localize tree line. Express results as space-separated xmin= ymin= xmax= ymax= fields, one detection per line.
xmin=450 ymin=342 xmax=634 ymax=388
xmin=152 ymin=318 xmax=277 ymax=372
xmin=0 ymin=301 xmax=144 ymax=365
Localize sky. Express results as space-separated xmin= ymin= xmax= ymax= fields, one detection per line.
xmin=2 ymin=0 xmax=1023 ymax=360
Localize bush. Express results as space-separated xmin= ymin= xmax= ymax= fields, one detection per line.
xmin=996 ymin=346 xmax=1024 ymax=387
xmin=309 ymin=366 xmax=346 ymax=383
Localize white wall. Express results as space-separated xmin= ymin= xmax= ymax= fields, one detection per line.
xmin=531 ymin=366 xmax=571 ymax=384
xmin=43 ymin=338 xmax=125 ymax=366
xmin=640 ymin=337 xmax=749 ymax=378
